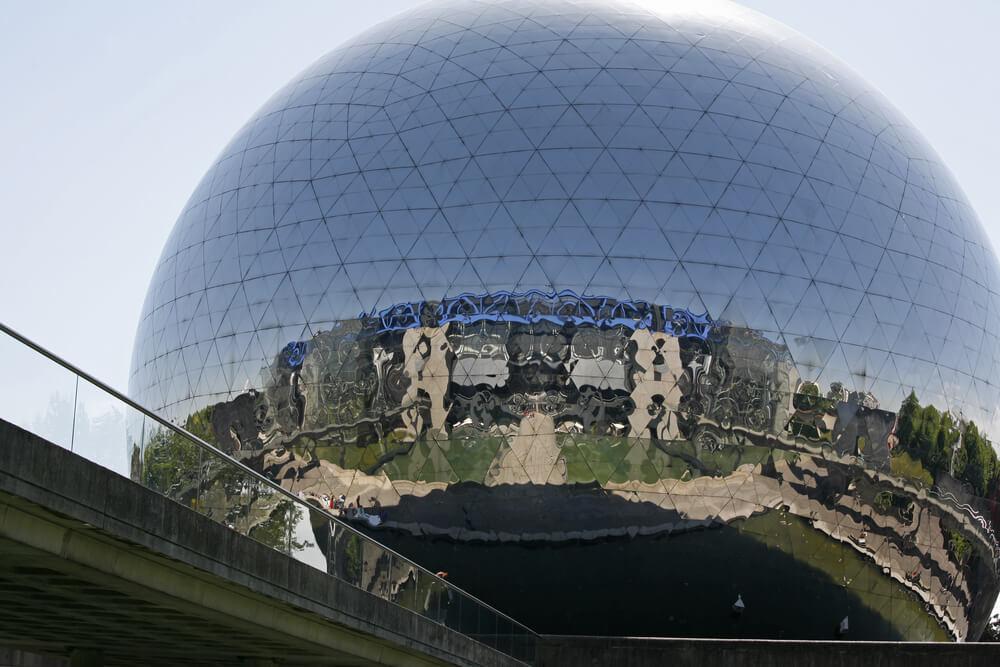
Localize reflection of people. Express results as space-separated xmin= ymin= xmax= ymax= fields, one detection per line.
xmin=424 ymin=571 xmax=454 ymax=625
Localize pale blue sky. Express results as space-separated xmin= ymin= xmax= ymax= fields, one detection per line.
xmin=1 ymin=0 xmax=998 ymax=394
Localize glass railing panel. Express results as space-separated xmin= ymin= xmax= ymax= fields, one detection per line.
xmin=478 ymin=604 xmax=499 ymax=651
xmin=495 ymin=615 xmax=513 ymax=657
xmin=363 ymin=536 xmax=393 ymax=600
xmin=390 ymin=552 xmax=422 ymax=613
xmin=140 ymin=421 xmax=200 ymax=509
xmin=126 ymin=412 xmax=147 ymax=482
xmin=329 ymin=521 xmax=364 ymax=587
xmin=72 ymin=377 xmax=130 ymax=476
xmin=0 ymin=329 xmax=78 ymax=450
xmin=0 ymin=323 xmax=539 ymax=664
xmin=451 ymin=590 xmax=468 ymax=635
xmin=512 ymin=623 xmax=533 ymax=663
xmin=525 ymin=623 xmax=539 ymax=662
xmin=195 ymin=447 xmax=248 ymax=530
xmin=452 ymin=589 xmax=477 ymax=639
xmin=421 ymin=573 xmax=449 ymax=625
xmin=289 ymin=503 xmax=336 ymax=572
xmin=244 ymin=476 xmax=294 ymax=555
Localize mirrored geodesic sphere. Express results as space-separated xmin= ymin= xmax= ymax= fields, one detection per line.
xmin=130 ymin=0 xmax=1000 ymax=641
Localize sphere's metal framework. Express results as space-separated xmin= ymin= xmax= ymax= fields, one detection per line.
xmin=130 ymin=0 xmax=1000 ymax=640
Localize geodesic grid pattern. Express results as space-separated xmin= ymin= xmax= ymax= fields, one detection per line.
xmin=130 ymin=0 xmax=1000 ymax=441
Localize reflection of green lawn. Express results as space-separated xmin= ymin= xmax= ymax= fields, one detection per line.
xmin=890 ymin=450 xmax=935 ymax=488
xmin=437 ymin=434 xmax=503 ymax=482
xmin=737 ymin=510 xmax=949 ymax=641
xmin=314 ymin=433 xmax=803 ymax=488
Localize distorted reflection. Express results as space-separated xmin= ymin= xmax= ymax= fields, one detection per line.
xmin=135 ymin=291 xmax=1000 ymax=640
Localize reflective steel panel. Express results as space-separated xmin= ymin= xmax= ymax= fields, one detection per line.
xmin=130 ymin=0 xmax=1000 ymax=640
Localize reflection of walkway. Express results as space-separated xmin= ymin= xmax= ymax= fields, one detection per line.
xmin=487 ymin=411 xmax=566 ymax=486
xmin=775 ymin=457 xmax=970 ymax=640
xmin=726 ymin=423 xmax=996 ymax=572
xmin=607 ymin=465 xmax=782 ymax=524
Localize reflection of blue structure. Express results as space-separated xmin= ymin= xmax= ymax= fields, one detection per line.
xmin=360 ymin=289 xmax=713 ymax=339
xmin=282 ymin=341 xmax=308 ymax=368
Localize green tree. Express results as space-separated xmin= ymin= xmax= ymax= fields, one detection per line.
xmin=892 ymin=392 xmax=998 ymax=495
xmin=916 ymin=404 xmax=941 ymax=464
xmin=953 ymin=432 xmax=969 ymax=479
xmin=928 ymin=411 xmax=958 ymax=475
xmin=897 ymin=391 xmax=921 ymax=454
xmin=947 ymin=530 xmax=972 ymax=565
xmin=142 ymin=427 xmax=201 ymax=500
xmin=957 ymin=422 xmax=999 ymax=497
xmin=960 ymin=422 xmax=982 ymax=494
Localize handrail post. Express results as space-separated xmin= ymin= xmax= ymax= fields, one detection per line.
xmin=70 ymin=375 xmax=79 ymax=452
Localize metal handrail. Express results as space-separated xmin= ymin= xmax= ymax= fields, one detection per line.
xmin=0 ymin=320 xmax=539 ymax=640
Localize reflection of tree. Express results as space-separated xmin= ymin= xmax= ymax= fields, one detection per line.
xmin=329 ymin=529 xmax=364 ymax=584
xmin=344 ymin=532 xmax=363 ymax=584
xmin=141 ymin=424 xmax=201 ymax=502
xmin=898 ymin=394 xmax=954 ymax=475
xmin=246 ymin=499 xmax=310 ymax=552
xmin=139 ymin=404 xmax=308 ymax=553
xmin=948 ymin=530 xmax=972 ymax=565
xmin=874 ymin=491 xmax=893 ymax=513
xmin=896 ymin=391 xmax=999 ymax=497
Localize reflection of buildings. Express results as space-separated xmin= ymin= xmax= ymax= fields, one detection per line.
xmin=831 ymin=402 xmax=896 ymax=470
xmin=182 ymin=291 xmax=999 ymax=641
